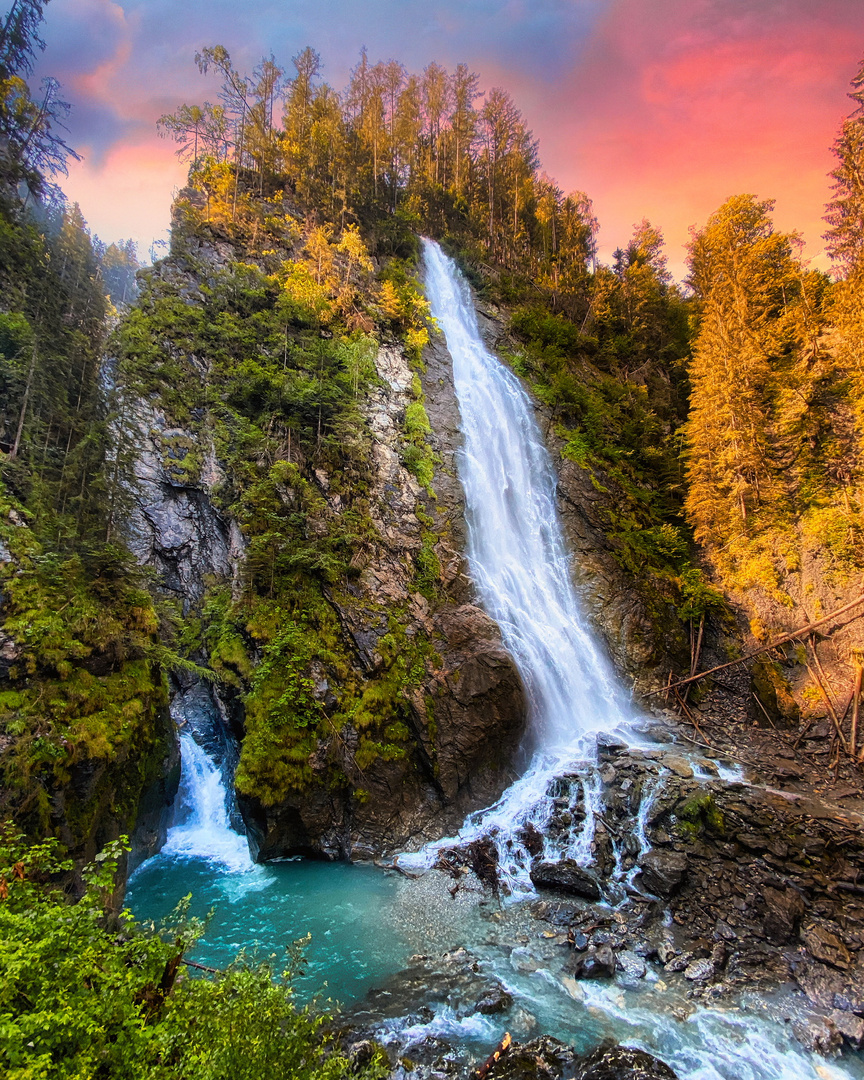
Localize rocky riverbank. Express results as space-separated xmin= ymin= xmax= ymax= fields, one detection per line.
xmin=391 ymin=723 xmax=864 ymax=1061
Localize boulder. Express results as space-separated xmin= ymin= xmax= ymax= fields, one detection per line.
xmin=576 ymin=1044 xmax=679 ymax=1079
xmin=616 ymin=951 xmax=647 ymax=981
xmin=829 ymin=1009 xmax=864 ymax=1050
xmin=530 ymin=859 xmax=602 ymax=901
xmin=683 ymin=958 xmax=714 ymax=982
xmin=637 ymin=850 xmax=688 ymax=897
xmin=800 ymin=924 xmax=852 ymax=970
xmin=792 ymin=1015 xmax=843 ymax=1055
xmin=567 ymin=944 xmax=617 ymax=980
xmin=483 ymin=1035 xmax=577 ymax=1080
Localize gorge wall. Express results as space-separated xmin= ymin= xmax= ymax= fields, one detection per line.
xmin=121 ymin=218 xmax=525 ymax=861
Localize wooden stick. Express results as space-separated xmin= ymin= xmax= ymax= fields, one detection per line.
xmin=805 ymin=654 xmax=848 ymax=754
xmin=646 ymin=594 xmax=864 ymax=698
xmin=683 ymin=615 xmax=705 ymax=705
xmin=851 ymin=666 xmax=862 ymax=760
xmin=474 ymin=1033 xmax=512 ymax=1079
xmin=809 ymin=636 xmax=839 ymax=716
xmin=181 ymin=958 xmax=220 ymax=974
xmin=752 ymin=692 xmax=777 ymax=729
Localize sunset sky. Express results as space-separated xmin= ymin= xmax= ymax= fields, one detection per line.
xmin=33 ymin=0 xmax=863 ymax=278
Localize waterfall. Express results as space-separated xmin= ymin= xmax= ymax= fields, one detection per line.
xmin=162 ymin=731 xmax=253 ymax=872
xmin=401 ymin=241 xmax=638 ymax=891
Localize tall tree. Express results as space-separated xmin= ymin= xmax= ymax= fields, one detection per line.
xmin=685 ymin=195 xmax=803 ymax=553
xmin=824 ymin=55 xmax=864 ymax=274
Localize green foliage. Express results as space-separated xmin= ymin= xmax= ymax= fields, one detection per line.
xmin=414 ymin=532 xmax=442 ymax=601
xmin=684 ymin=194 xmax=862 ymax=599
xmin=0 ymin=485 xmax=180 ymax=848
xmin=0 ymin=828 xmax=388 ymax=1080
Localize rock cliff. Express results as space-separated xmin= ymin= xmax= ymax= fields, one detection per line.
xmin=124 ymin=227 xmax=525 ymax=862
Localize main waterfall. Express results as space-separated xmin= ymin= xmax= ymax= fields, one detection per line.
xmin=404 ymin=240 xmax=639 ymax=888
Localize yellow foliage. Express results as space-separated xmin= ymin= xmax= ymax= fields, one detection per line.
xmin=378 ymin=280 xmax=402 ymax=320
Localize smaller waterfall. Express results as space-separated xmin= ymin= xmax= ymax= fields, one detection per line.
xmin=162 ymin=732 xmax=253 ymax=872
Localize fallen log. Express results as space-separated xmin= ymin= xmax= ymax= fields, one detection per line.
xmin=646 ymin=595 xmax=864 ymax=698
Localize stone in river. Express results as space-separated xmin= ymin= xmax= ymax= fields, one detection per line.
xmin=576 ymin=1044 xmax=679 ymax=1079
xmin=683 ymin=958 xmax=714 ymax=982
xmin=616 ymin=951 xmax=647 ymax=980
xmin=530 ymin=858 xmax=602 ymax=901
xmin=567 ymin=944 xmax=617 ymax=980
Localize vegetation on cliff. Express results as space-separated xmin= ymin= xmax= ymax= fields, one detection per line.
xmin=0 ymin=1 xmax=170 ymax=859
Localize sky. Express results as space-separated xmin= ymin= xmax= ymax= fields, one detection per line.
xmin=32 ymin=0 xmax=864 ymax=277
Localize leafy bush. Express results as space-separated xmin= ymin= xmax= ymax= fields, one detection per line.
xmin=0 ymin=828 xmax=388 ymax=1079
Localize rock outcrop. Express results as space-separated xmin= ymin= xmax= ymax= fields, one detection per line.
xmin=126 ymin=233 xmax=525 ymax=862
xmin=505 ymin=730 xmax=864 ymax=1050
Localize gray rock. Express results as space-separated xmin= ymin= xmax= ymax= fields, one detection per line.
xmin=664 ymin=951 xmax=693 ymax=974
xmin=568 ymin=944 xmax=617 ymax=980
xmin=637 ymin=850 xmax=688 ymax=897
xmin=792 ymin=1015 xmax=843 ymax=1055
xmin=683 ymin=958 xmax=714 ymax=982
xmin=616 ymin=951 xmax=647 ymax=980
xmin=829 ymin=1009 xmax=864 ymax=1050
xmin=530 ymin=859 xmax=602 ymax=901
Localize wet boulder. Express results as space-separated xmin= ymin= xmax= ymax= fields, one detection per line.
xmin=829 ymin=1009 xmax=864 ymax=1050
xmin=482 ymin=1035 xmax=578 ymax=1079
xmin=566 ymin=944 xmax=616 ymax=980
xmin=529 ymin=859 xmax=602 ymax=901
xmin=636 ymin=850 xmax=688 ymax=898
xmin=575 ymin=1044 xmax=678 ymax=1079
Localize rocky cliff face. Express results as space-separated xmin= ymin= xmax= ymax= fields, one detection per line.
xmin=124 ymin=233 xmax=525 ymax=863
xmin=240 ymin=327 xmax=526 ymax=858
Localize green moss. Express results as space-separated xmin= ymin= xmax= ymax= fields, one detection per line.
xmin=414 ymin=532 xmax=443 ymax=601
xmin=0 ymin=485 xmax=172 ymax=851
xmin=677 ymin=792 xmax=725 ymax=835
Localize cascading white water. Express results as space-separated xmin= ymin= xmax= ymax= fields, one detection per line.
xmin=162 ymin=732 xmax=253 ymax=872
xmin=400 ymin=241 xmax=638 ymax=891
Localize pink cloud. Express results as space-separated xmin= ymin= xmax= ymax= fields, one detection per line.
xmin=63 ymin=140 xmax=186 ymax=252
xmin=534 ymin=0 xmax=861 ymax=274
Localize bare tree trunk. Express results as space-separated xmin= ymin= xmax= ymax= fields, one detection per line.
xmin=11 ymin=342 xmax=37 ymax=459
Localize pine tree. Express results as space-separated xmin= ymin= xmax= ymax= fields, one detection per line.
xmin=685 ymin=196 xmax=802 ymax=564
xmin=825 ymin=55 xmax=864 ymax=273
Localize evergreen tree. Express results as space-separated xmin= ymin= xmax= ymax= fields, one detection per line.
xmin=825 ymin=55 xmax=864 ymax=273
xmin=685 ymin=196 xmax=800 ymax=542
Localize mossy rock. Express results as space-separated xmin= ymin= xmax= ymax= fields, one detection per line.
xmin=751 ymin=656 xmax=799 ymax=729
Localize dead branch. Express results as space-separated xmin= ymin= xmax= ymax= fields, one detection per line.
xmin=646 ymin=594 xmax=864 ymax=698
xmin=805 ymin=648 xmax=848 ymax=754
xmin=851 ymin=665 xmax=862 ymax=760
xmin=473 ymin=1033 xmax=512 ymax=1079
